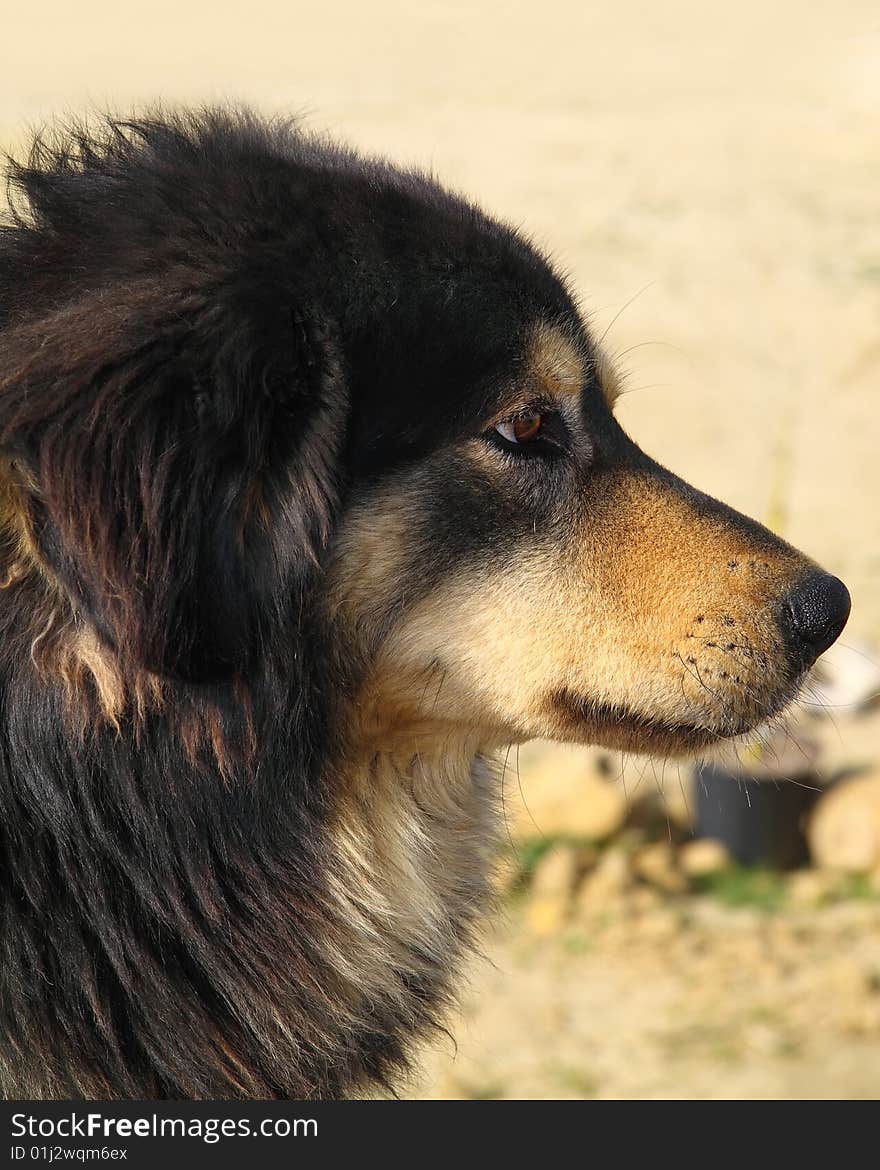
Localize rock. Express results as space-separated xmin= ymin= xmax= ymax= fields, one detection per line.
xmin=527 ymin=899 xmax=568 ymax=936
xmin=786 ymin=868 xmax=838 ymax=908
xmin=686 ymin=899 xmax=761 ymax=934
xmin=527 ymin=844 xmax=580 ymax=935
xmin=658 ymin=774 xmax=697 ymax=831
xmin=512 ymin=744 xmax=627 ymax=841
xmin=679 ymin=838 xmax=731 ymax=878
xmin=577 ymin=847 xmax=631 ymax=914
xmin=808 ymin=771 xmax=880 ymax=872
xmin=530 ymin=844 xmax=581 ymax=898
xmin=629 ymin=886 xmax=662 ymax=914
xmin=632 ymin=843 xmax=687 ymax=894
xmin=633 ymin=907 xmax=681 ymax=942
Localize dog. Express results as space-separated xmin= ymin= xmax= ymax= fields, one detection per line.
xmin=0 ymin=109 xmax=850 ymax=1098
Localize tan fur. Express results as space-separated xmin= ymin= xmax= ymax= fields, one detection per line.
xmin=592 ymin=346 xmax=624 ymax=407
xmin=324 ymin=737 xmax=499 ymax=1040
xmin=330 ymin=460 xmax=805 ymax=762
xmin=314 ymin=338 xmax=821 ymax=1088
xmin=55 ymin=625 xmax=247 ymax=772
xmin=528 ymin=322 xmax=621 ymax=409
xmin=0 ymin=459 xmax=45 ymax=589
xmin=60 ymin=628 xmax=128 ymax=727
xmin=0 ymin=460 xmax=164 ymax=728
xmin=529 ymin=321 xmax=585 ymax=398
xmin=325 ymin=518 xmax=504 ymax=1039
xmin=324 ymin=486 xmax=423 ymax=645
xmin=0 ymin=474 xmax=250 ymax=766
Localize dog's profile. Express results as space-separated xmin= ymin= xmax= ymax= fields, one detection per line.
xmin=0 ymin=109 xmax=850 ymax=1098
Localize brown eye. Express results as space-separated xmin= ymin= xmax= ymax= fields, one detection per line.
xmin=495 ymin=412 xmax=543 ymax=445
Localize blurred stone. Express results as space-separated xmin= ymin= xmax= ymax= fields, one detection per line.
xmin=679 ymin=838 xmax=731 ymax=878
xmin=786 ymin=868 xmax=838 ymax=908
xmin=633 ymin=907 xmax=681 ymax=942
xmin=527 ymin=844 xmax=580 ymax=936
xmin=823 ymin=900 xmax=880 ymax=931
xmin=825 ymin=957 xmax=871 ymax=1009
xmin=527 ymin=899 xmax=568 ymax=936
xmin=808 ymin=771 xmax=880 ymax=872
xmin=685 ymin=899 xmax=761 ymax=934
xmin=630 ymin=886 xmax=662 ymax=914
xmin=659 ymin=773 xmax=697 ymax=830
xmin=512 ymin=744 xmax=627 ymax=841
xmin=531 ymin=844 xmax=581 ymax=898
xmin=577 ymin=846 xmax=631 ymax=913
xmin=632 ymin=842 xmax=687 ymax=894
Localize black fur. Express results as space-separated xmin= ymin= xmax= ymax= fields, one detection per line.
xmin=0 ymin=109 xmax=579 ymax=1098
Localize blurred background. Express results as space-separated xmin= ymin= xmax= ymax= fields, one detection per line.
xmin=3 ymin=0 xmax=879 ymax=1099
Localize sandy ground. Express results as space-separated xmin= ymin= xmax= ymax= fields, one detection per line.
xmin=413 ymin=889 xmax=880 ymax=1100
xmin=2 ymin=0 xmax=879 ymax=1099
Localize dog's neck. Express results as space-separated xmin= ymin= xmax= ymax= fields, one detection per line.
xmin=314 ymin=680 xmax=504 ymax=1056
xmin=324 ymin=730 xmax=501 ymax=1046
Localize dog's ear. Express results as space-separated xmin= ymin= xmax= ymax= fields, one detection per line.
xmin=0 ymin=281 xmax=345 ymax=681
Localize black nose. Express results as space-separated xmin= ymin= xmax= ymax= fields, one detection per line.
xmin=782 ymin=571 xmax=851 ymax=665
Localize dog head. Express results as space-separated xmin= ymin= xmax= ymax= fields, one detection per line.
xmin=329 ymin=309 xmax=849 ymax=756
xmin=320 ymin=177 xmax=850 ymax=759
xmin=0 ymin=112 xmax=849 ymax=757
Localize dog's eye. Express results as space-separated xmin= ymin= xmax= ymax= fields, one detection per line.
xmin=494 ymin=413 xmax=543 ymax=445
xmin=486 ymin=408 xmax=569 ymax=457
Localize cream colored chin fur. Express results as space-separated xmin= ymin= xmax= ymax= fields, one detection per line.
xmin=324 ymin=732 xmax=500 ymax=1052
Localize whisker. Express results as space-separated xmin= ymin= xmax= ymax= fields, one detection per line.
xmin=498 ymin=743 xmax=518 ymax=857
xmin=611 ymin=339 xmax=686 ymax=363
xmin=836 ymin=641 xmax=880 ymax=669
xmin=613 ymin=381 xmax=672 ymax=399
xmin=596 ymin=281 xmax=656 ymax=346
xmin=676 ymin=763 xmax=691 ymax=827
xmin=514 ymin=743 xmax=542 ymax=839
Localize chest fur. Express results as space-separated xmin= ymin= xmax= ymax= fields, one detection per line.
xmin=324 ymin=749 xmax=500 ymax=1031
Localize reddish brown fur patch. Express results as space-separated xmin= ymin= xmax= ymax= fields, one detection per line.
xmin=55 ymin=628 xmax=251 ymax=776
xmin=0 ymin=458 xmax=46 ymax=588
xmin=1 ymin=461 xmax=252 ymax=770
